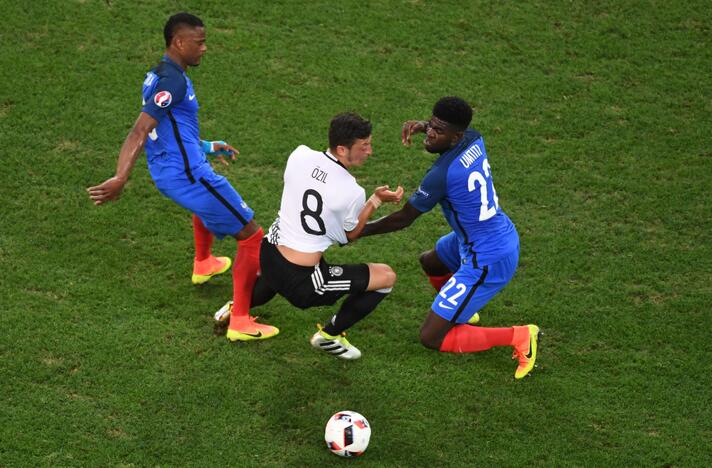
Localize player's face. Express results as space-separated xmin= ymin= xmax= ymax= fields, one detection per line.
xmin=177 ymin=27 xmax=207 ymax=66
xmin=344 ymin=136 xmax=373 ymax=167
xmin=424 ymin=116 xmax=461 ymax=154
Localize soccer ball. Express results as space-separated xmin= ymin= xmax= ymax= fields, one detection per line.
xmin=324 ymin=411 xmax=371 ymax=457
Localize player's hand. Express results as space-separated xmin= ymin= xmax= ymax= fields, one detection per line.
xmin=401 ymin=120 xmax=428 ymax=146
xmin=374 ymin=185 xmax=405 ymax=204
xmin=212 ymin=141 xmax=239 ymax=166
xmin=87 ymin=176 xmax=127 ymax=205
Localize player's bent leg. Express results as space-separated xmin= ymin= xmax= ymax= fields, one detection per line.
xmin=419 ymin=311 xmax=455 ymax=350
xmin=312 ymin=262 xmax=392 ymax=360
xmin=322 ymin=288 xmax=390 ymax=337
xmin=437 ymin=320 xmax=542 ymax=378
xmin=420 ymin=250 xmax=453 ymax=292
xmin=365 ymin=263 xmax=396 ymax=291
xmin=439 ymin=324 xmax=514 ymax=353
xmin=419 ymin=249 xmax=451 ymax=277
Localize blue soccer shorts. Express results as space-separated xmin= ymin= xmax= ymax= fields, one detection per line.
xmin=432 ymin=232 xmax=519 ymax=323
xmin=157 ymin=170 xmax=254 ymax=239
xmin=434 ymin=231 xmax=463 ymax=273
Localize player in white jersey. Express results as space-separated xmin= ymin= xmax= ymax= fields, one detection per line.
xmin=268 ymin=144 xmax=367 ymax=252
xmin=248 ymin=113 xmax=403 ymax=359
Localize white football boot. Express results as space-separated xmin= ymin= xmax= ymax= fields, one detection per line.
xmin=310 ymin=327 xmax=362 ymax=360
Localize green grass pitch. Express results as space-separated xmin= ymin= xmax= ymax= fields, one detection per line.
xmin=1 ymin=0 xmax=710 ymax=465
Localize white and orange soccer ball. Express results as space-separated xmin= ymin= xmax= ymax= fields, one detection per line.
xmin=324 ymin=411 xmax=371 ymax=457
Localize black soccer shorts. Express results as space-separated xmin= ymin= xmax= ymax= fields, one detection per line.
xmin=259 ymin=238 xmax=370 ymax=309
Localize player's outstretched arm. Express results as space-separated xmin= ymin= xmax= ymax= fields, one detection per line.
xmin=359 ymin=201 xmax=422 ymax=238
xmin=346 ymin=185 xmax=404 ymax=242
xmin=87 ymin=112 xmax=157 ymax=205
xmin=401 ymin=120 xmax=428 ymax=146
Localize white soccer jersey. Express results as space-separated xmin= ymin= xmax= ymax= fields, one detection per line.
xmin=267 ymin=145 xmax=365 ymax=253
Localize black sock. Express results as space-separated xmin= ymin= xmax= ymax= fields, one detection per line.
xmin=323 ymin=290 xmax=390 ymax=336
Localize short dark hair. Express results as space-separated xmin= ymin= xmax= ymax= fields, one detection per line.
xmin=328 ymin=112 xmax=372 ymax=149
xmin=164 ymin=12 xmax=204 ymax=47
xmin=432 ymin=96 xmax=472 ymax=131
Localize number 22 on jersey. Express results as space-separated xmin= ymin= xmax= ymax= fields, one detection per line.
xmin=467 ymin=159 xmax=499 ymax=221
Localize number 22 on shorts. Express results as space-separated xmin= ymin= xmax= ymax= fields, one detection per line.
xmin=438 ymin=277 xmax=466 ymax=310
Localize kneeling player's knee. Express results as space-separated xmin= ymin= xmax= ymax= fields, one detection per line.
xmin=418 ymin=251 xmax=430 ymax=274
xmin=419 ymin=249 xmax=446 ymax=276
xmin=418 ymin=251 xmax=430 ymax=272
xmin=419 ymin=326 xmax=442 ymax=350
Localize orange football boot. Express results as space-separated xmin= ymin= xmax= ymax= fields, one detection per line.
xmin=512 ymin=325 xmax=541 ymax=379
xmin=217 ymin=301 xmax=279 ymax=342
xmin=192 ymin=255 xmax=232 ymax=285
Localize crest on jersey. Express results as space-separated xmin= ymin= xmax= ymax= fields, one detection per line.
xmin=329 ymin=266 xmax=344 ymax=277
xmin=153 ymin=91 xmax=172 ymax=108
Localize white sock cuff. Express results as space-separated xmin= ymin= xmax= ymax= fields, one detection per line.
xmin=375 ymin=287 xmax=392 ymax=294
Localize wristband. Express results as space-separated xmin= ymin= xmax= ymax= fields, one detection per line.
xmin=368 ymin=194 xmax=382 ymax=209
xmin=201 ymin=140 xmax=233 ymax=156
xmin=200 ymin=139 xmax=213 ymax=154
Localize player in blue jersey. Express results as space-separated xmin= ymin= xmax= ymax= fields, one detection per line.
xmin=359 ymin=97 xmax=540 ymax=379
xmin=87 ymin=12 xmax=278 ymax=342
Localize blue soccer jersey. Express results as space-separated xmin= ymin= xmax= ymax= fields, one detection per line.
xmin=138 ymin=55 xmax=254 ymax=237
xmin=409 ymin=129 xmax=518 ymax=267
xmin=141 ymin=55 xmax=211 ymax=188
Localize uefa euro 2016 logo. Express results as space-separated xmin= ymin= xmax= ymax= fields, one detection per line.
xmin=153 ymin=91 xmax=172 ymax=108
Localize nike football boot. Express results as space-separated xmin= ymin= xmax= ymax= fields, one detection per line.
xmin=512 ymin=324 xmax=541 ymax=379
xmin=215 ymin=301 xmax=279 ymax=342
xmin=192 ymin=255 xmax=232 ymax=285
